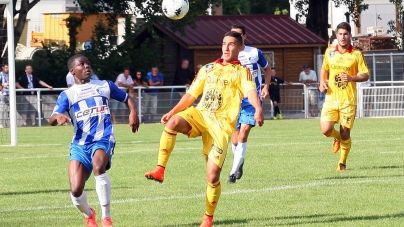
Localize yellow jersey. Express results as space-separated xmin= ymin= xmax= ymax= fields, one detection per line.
xmin=187 ymin=58 xmax=256 ymax=131
xmin=322 ymin=45 xmax=369 ymax=105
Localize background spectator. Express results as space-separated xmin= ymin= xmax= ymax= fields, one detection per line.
xmin=171 ymin=59 xmax=194 ymax=105
xmin=16 ymin=65 xmax=53 ymax=126
xmin=0 ymin=64 xmax=9 ymax=128
xmin=269 ymin=68 xmax=293 ymax=120
xmin=143 ymin=66 xmax=164 ymax=122
xmin=111 ymin=68 xmax=134 ymax=124
xmin=299 ymin=64 xmax=318 ymax=117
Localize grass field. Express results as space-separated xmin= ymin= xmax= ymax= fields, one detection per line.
xmin=1 ymin=118 xmax=403 ymax=227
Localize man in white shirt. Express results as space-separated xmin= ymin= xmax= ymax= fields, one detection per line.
xmin=66 ymin=72 xmax=75 ymax=88
xmin=299 ymin=64 xmax=318 ymax=117
xmin=111 ymin=68 xmax=134 ymax=124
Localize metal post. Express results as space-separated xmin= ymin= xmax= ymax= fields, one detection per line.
xmin=5 ymin=0 xmax=17 ymax=145
xmin=37 ymin=90 xmax=42 ymax=127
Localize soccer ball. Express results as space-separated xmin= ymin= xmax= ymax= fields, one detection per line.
xmin=162 ymin=0 xmax=189 ymax=20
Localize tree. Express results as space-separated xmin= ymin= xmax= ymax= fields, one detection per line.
xmin=292 ymin=0 xmax=369 ymax=41
xmin=222 ymin=0 xmax=250 ymax=15
xmin=0 ymin=0 xmax=41 ymax=64
xmin=387 ymin=0 xmax=403 ymax=50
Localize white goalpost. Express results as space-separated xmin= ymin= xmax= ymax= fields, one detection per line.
xmin=2 ymin=0 xmax=17 ymax=146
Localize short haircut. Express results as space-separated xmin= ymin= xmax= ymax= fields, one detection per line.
xmin=230 ymin=23 xmax=246 ymax=35
xmin=67 ymin=54 xmax=86 ymax=69
xmin=224 ymin=31 xmax=243 ymax=46
xmin=336 ymin=22 xmax=351 ymax=34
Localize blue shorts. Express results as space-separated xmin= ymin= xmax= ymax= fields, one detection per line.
xmin=69 ymin=140 xmax=115 ymax=178
xmin=235 ymin=103 xmax=256 ymax=130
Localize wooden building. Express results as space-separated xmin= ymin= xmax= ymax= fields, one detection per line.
xmin=133 ymin=15 xmax=327 ymax=85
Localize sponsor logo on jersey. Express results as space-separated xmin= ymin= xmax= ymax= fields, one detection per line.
xmin=76 ymin=105 xmax=109 ymax=120
xmin=334 ymin=73 xmax=348 ymax=90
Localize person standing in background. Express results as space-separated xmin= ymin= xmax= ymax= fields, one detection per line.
xmin=269 ymin=68 xmax=293 ymax=120
xmin=299 ymin=64 xmax=318 ymax=117
xmin=16 ymin=65 xmax=53 ymax=126
xmin=0 ymin=64 xmax=9 ymax=128
xmin=111 ymin=68 xmax=134 ymax=124
xmin=143 ymin=66 xmax=164 ymax=122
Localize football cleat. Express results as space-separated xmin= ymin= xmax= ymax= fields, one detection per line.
xmin=227 ymin=174 xmax=236 ymax=184
xmin=272 ymin=116 xmax=277 ymax=120
xmin=85 ymin=207 xmax=98 ymax=227
xmin=199 ymin=214 xmax=213 ymax=227
xmin=336 ymin=163 xmax=346 ymax=171
xmin=332 ymin=139 xmax=341 ymax=153
xmin=144 ymin=166 xmax=165 ymax=183
xmin=278 ymin=113 xmax=283 ymax=120
xmin=101 ymin=217 xmax=113 ymax=227
xmin=235 ymin=163 xmax=244 ymax=180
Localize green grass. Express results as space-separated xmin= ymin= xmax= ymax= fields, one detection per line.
xmin=1 ymin=118 xmax=403 ymax=226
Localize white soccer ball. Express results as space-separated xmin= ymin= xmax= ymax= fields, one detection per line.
xmin=162 ymin=0 xmax=189 ymax=20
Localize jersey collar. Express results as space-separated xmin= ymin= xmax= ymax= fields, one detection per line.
xmin=335 ymin=44 xmax=353 ymax=53
xmin=215 ymin=58 xmax=241 ymax=65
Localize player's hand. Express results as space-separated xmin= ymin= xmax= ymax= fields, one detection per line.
xmin=319 ymin=81 xmax=328 ymax=92
xmin=254 ymin=108 xmax=264 ymax=127
xmin=161 ymin=112 xmax=173 ymax=124
xmin=340 ymin=72 xmax=351 ymax=82
xmin=261 ymin=87 xmax=269 ymax=99
xmin=56 ymin=114 xmax=71 ymax=125
xmin=129 ymin=111 xmax=139 ymax=133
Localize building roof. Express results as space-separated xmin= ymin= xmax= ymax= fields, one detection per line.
xmin=152 ymin=15 xmax=326 ymax=49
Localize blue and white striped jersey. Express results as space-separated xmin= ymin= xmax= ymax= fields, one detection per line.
xmin=52 ymin=80 xmax=128 ymax=145
xmin=238 ymin=46 xmax=268 ymax=104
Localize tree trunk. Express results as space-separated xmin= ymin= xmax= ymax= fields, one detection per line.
xmin=306 ymin=0 xmax=329 ymax=42
xmin=0 ymin=5 xmax=7 ymax=65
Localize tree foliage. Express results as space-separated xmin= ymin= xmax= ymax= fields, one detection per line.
xmin=292 ymin=0 xmax=369 ymax=41
xmin=0 ymin=0 xmax=41 ymax=64
xmin=222 ymin=0 xmax=290 ymax=15
xmin=387 ymin=0 xmax=403 ymax=50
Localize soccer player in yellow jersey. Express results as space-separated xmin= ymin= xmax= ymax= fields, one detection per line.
xmin=319 ymin=22 xmax=369 ymax=171
xmin=144 ymin=31 xmax=264 ymax=227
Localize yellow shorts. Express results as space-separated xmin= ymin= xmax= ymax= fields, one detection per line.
xmin=320 ymin=101 xmax=356 ymax=129
xmin=176 ymin=106 xmax=231 ymax=168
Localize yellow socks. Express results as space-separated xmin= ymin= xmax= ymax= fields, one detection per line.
xmin=157 ymin=127 xmax=177 ymax=167
xmin=339 ymin=138 xmax=352 ymax=164
xmin=205 ymin=181 xmax=221 ymax=216
xmin=328 ymin=128 xmax=342 ymax=140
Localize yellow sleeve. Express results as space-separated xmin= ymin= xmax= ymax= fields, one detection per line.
xmin=322 ymin=48 xmax=330 ymax=71
xmin=356 ymin=51 xmax=369 ymax=75
xmin=187 ymin=65 xmax=207 ymax=99
xmin=239 ymin=66 xmax=256 ymax=96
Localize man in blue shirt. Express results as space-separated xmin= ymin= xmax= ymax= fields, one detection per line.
xmin=143 ymin=66 xmax=164 ymax=122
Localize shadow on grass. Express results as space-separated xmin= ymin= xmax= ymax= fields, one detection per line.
xmin=161 ymin=218 xmax=248 ymax=227
xmin=0 ymin=188 xmax=85 ymax=196
xmin=359 ymin=165 xmax=403 ymax=170
xmin=273 ymin=212 xmax=404 ymax=226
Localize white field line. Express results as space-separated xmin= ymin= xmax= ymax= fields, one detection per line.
xmin=0 ymin=178 xmax=386 ymax=213
xmin=3 ymin=138 xmax=402 ymax=160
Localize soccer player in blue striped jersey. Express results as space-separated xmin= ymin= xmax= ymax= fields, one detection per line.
xmin=227 ymin=24 xmax=271 ymax=184
xmin=50 ymin=54 xmax=139 ymax=227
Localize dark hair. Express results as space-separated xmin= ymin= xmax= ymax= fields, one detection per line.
xmin=123 ymin=67 xmax=130 ymax=72
xmin=303 ymin=64 xmax=310 ymax=69
xmin=224 ymin=31 xmax=243 ymax=46
xmin=67 ymin=54 xmax=86 ymax=69
xmin=134 ymin=70 xmax=145 ymax=83
xmin=336 ymin=22 xmax=351 ymax=34
xmin=231 ymin=23 xmax=246 ymax=35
